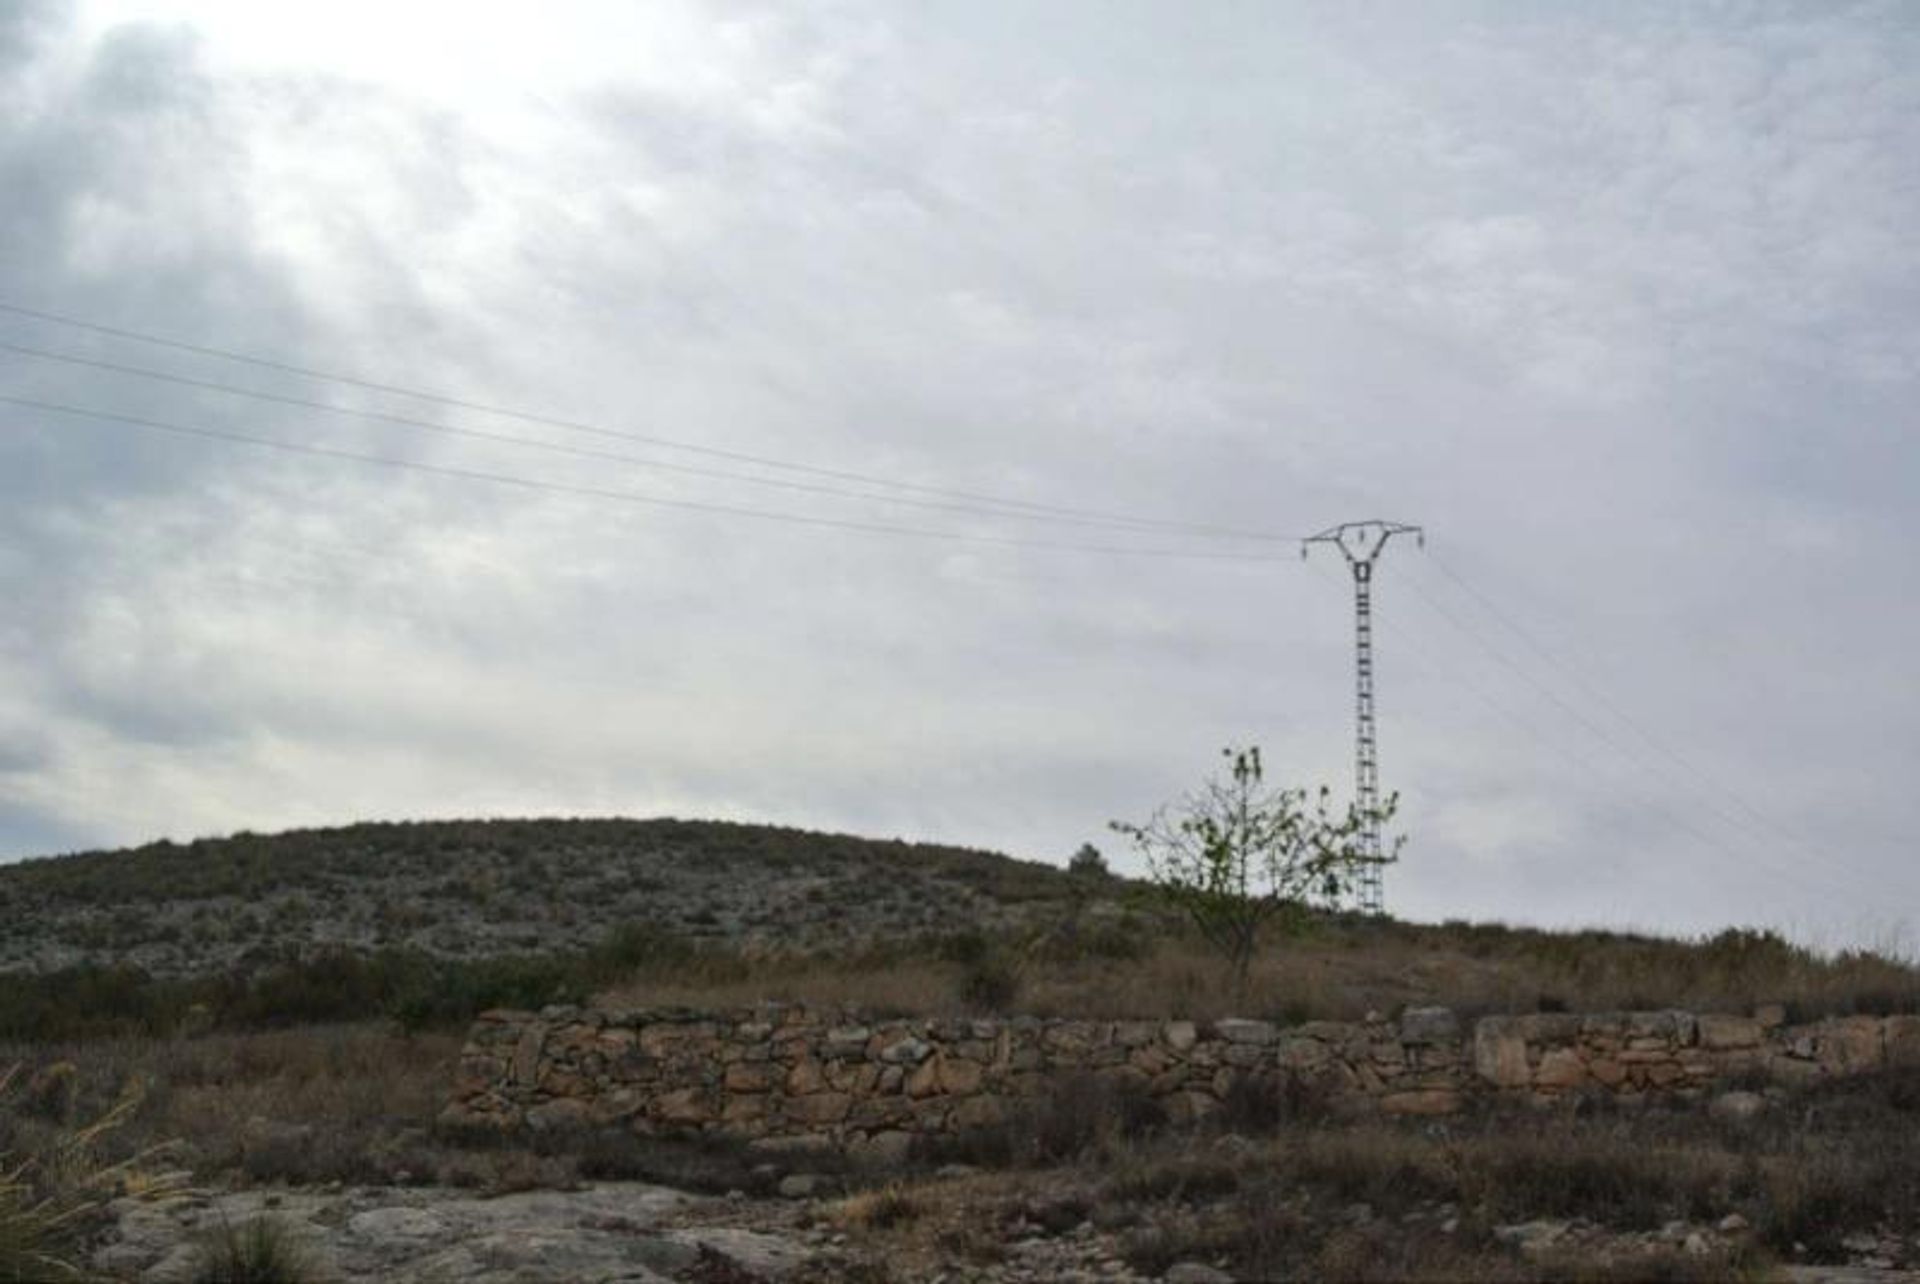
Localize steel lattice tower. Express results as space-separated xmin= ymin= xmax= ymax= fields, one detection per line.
xmin=1304 ymin=520 xmax=1423 ymax=915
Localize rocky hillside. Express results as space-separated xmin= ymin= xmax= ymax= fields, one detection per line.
xmin=0 ymin=818 xmax=1092 ymax=977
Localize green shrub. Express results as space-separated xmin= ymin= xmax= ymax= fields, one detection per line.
xmin=957 ymin=956 xmax=1020 ymax=1014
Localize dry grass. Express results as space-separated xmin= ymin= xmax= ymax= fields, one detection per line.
xmin=806 ymin=1064 xmax=1920 ymax=1280
xmin=830 ymin=1183 xmax=923 ymax=1232
xmin=596 ymin=915 xmax=1920 ymax=1023
xmin=0 ymin=927 xmax=1912 ymax=1282
xmin=0 ymin=1025 xmax=780 ymax=1199
xmin=0 ymin=1026 xmax=460 ymax=1191
xmin=188 ymin=1214 xmax=323 ymax=1284
xmin=1 ymin=1062 xmax=174 ymax=1282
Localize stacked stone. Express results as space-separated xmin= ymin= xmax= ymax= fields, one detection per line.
xmin=1472 ymin=1008 xmax=1920 ymax=1103
xmin=443 ymin=1004 xmax=1920 ymax=1145
xmin=447 ymin=1005 xmax=1291 ymax=1147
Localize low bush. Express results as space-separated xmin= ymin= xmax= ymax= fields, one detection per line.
xmin=190 ymin=1216 xmax=320 ymax=1284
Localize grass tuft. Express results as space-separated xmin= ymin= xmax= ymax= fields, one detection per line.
xmin=190 ymin=1215 xmax=322 ymax=1284
xmin=1 ymin=1063 xmax=172 ymax=1282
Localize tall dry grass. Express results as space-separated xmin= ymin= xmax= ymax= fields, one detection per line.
xmin=595 ymin=915 xmax=1920 ymax=1023
xmin=1 ymin=1063 xmax=175 ymax=1282
xmin=0 ymin=1027 xmax=462 ymax=1192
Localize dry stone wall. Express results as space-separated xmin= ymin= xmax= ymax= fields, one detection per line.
xmin=443 ymin=1003 xmax=1920 ymax=1156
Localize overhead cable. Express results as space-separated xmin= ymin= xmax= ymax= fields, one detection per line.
xmin=0 ymin=300 xmax=1297 ymax=543
xmin=0 ymin=395 xmax=1295 ymax=563
xmin=1421 ymin=549 xmax=1817 ymax=850
xmin=0 ymin=339 xmax=1252 ymax=537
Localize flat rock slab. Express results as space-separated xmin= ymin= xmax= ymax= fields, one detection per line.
xmin=96 ymin=1183 xmax=810 ymax=1284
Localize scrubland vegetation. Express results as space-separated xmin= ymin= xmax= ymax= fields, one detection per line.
xmin=3 ymin=819 xmax=1920 ymax=1278
xmin=8 ymin=1017 xmax=1920 ymax=1280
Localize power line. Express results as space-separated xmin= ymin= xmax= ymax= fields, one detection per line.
xmin=1372 ymin=560 xmax=1878 ymax=912
xmin=0 ymin=394 xmax=1298 ymax=563
xmin=0 ymin=338 xmax=1252 ymax=538
xmin=0 ymin=299 xmax=1298 ymax=543
xmin=1319 ymin=561 xmax=1866 ymax=914
xmin=1395 ymin=554 xmax=1845 ymax=879
xmin=1420 ymin=548 xmax=1815 ymax=851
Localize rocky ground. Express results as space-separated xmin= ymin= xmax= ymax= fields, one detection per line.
xmin=89 ymin=1171 xmax=1920 ymax=1284
xmin=97 ymin=1181 xmax=805 ymax=1283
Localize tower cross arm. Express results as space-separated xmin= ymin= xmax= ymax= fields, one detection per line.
xmin=1302 ymin=519 xmax=1426 ymax=565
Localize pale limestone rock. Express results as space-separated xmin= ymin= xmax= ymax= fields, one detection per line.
xmin=510 ymin=1024 xmax=547 ymax=1087
xmin=1163 ymin=1021 xmax=1198 ymax=1052
xmin=1533 ymin=1048 xmax=1587 ymax=1090
xmin=938 ymin=1057 xmax=984 ymax=1095
xmin=1042 ymin=1023 xmax=1095 ymax=1054
xmin=724 ymin=1062 xmax=776 ymax=1093
xmin=848 ymin=1129 xmax=915 ymax=1168
xmin=1708 ymin=1090 xmax=1766 ymax=1122
xmin=1697 ymin=1014 xmax=1763 ymax=1050
xmin=524 ymin=1098 xmax=592 ymax=1132
xmin=1130 ymin=1046 xmax=1173 ymax=1076
xmin=1278 ymin=1037 xmax=1332 ymax=1068
xmin=824 ymin=1026 xmax=870 ymax=1057
xmin=1816 ymin=1016 xmax=1884 ymax=1074
xmin=1379 ymin=1088 xmax=1461 ymax=1116
xmin=785 ymin=1092 xmax=852 ymax=1125
xmin=1765 ymin=1053 xmax=1822 ymax=1085
xmin=777 ymin=1173 xmax=831 ymax=1200
xmin=879 ymin=1036 xmax=932 ymax=1065
xmin=1885 ymin=1015 xmax=1920 ymax=1068
xmin=1626 ymin=1011 xmax=1681 ymax=1041
xmin=785 ymin=1060 xmax=826 ymax=1096
xmin=1398 ymin=1006 xmax=1460 ymax=1045
xmin=1514 ymin=1013 xmax=1582 ymax=1045
xmin=951 ymin=1095 xmax=1010 ymax=1130
xmin=1164 ymin=1263 xmax=1235 ymax=1284
xmin=1215 ymin=1018 xmax=1278 ymax=1045
xmin=906 ymin=1058 xmax=941 ymax=1099
xmin=653 ymin=1087 xmax=708 ymax=1125
xmin=721 ymin=1095 xmax=766 ymax=1125
xmin=1588 ymin=1058 xmax=1628 ymax=1088
xmin=1474 ymin=1018 xmax=1530 ymax=1087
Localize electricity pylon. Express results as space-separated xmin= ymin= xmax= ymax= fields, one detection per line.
xmin=1303 ymin=520 xmax=1423 ymax=916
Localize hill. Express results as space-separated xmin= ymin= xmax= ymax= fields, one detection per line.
xmin=3 ymin=815 xmax=1916 ymax=1043
xmin=0 ymin=817 xmax=1085 ymax=977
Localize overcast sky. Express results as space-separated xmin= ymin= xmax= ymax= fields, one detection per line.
xmin=1 ymin=0 xmax=1914 ymax=947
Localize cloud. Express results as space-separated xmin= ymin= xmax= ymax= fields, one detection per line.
xmin=0 ymin=1 xmax=1914 ymax=945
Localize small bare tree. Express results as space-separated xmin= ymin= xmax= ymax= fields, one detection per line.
xmin=1110 ymin=746 xmax=1400 ymax=994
